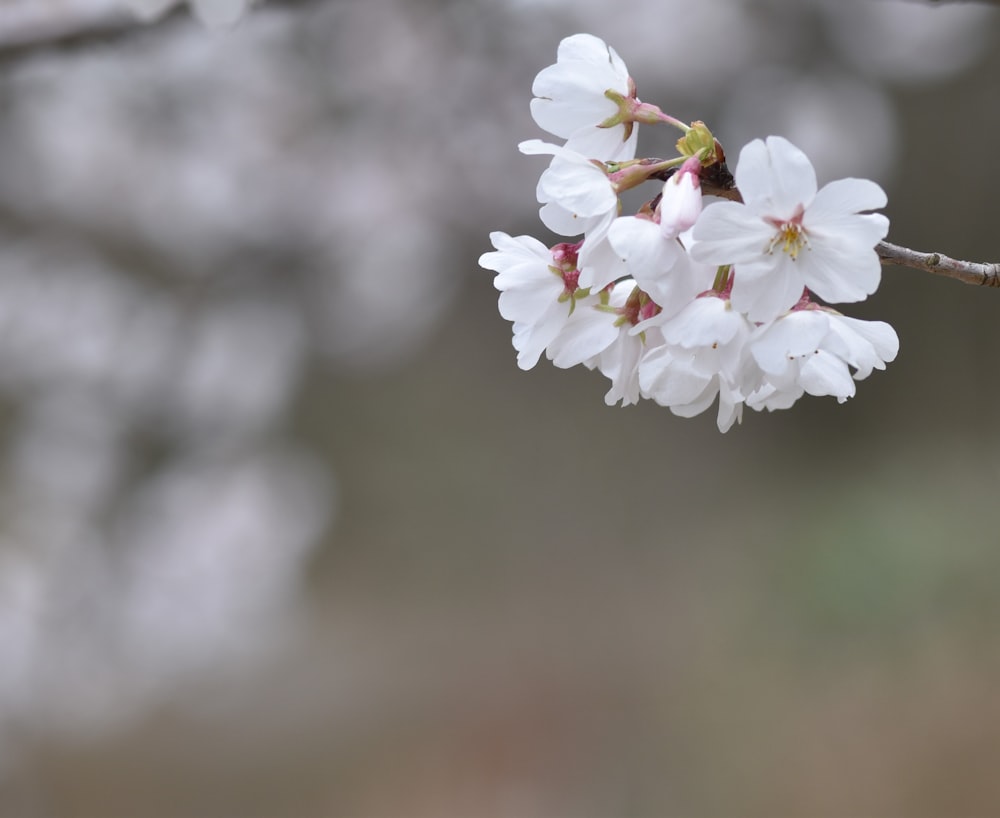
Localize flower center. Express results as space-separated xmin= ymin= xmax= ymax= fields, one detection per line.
xmin=770 ymin=222 xmax=808 ymax=259
xmin=551 ymin=241 xmax=584 ymax=297
xmin=764 ymin=206 xmax=809 ymax=260
xmin=616 ymin=286 xmax=660 ymax=327
xmin=559 ymin=266 xmax=581 ymax=294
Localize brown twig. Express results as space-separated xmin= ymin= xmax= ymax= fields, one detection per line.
xmin=877 ymin=240 xmax=1000 ymax=287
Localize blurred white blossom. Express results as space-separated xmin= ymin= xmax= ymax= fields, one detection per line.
xmin=122 ymin=0 xmax=253 ymax=27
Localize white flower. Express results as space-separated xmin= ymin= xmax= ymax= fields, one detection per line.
xmin=747 ymin=306 xmax=899 ymax=410
xmin=122 ymin=0 xmax=251 ymax=26
xmin=530 ymin=34 xmax=638 ymax=162
xmin=545 ymin=279 xmax=633 ymax=370
xmin=575 ymin=222 xmax=626 ymax=292
xmin=542 ymin=280 xmax=659 ymax=407
xmin=639 ymin=346 xmax=746 ymax=432
xmin=638 ymin=292 xmax=756 ymax=432
xmin=606 ymin=216 xmax=713 ymax=317
xmin=595 ymin=282 xmax=665 ymax=407
xmin=691 ymin=135 xmax=889 ymax=323
xmin=479 ymin=232 xmax=587 ymax=371
xmin=519 ymin=140 xmax=618 ymax=238
xmin=596 ymin=320 xmax=658 ymax=407
xmin=519 ymin=139 xmax=625 ymax=293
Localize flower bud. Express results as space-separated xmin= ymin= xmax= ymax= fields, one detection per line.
xmin=659 ymin=157 xmax=703 ymax=238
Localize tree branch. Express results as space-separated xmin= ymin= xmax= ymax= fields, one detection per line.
xmin=877 ymin=241 xmax=1000 ymax=287
xmin=0 ymin=2 xmax=132 ymax=53
xmin=0 ymin=0 xmax=322 ymax=63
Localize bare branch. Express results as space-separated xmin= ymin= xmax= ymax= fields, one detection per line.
xmin=0 ymin=0 xmax=320 ymax=62
xmin=0 ymin=1 xmax=132 ymax=52
xmin=877 ymin=241 xmax=1000 ymax=287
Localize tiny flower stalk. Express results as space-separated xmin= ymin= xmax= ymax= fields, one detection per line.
xmin=606 ymin=156 xmax=688 ymax=195
xmin=711 ymin=264 xmax=733 ymax=294
xmin=600 ymin=87 xmax=692 ymax=137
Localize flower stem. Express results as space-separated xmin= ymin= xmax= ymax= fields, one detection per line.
xmin=712 ymin=265 xmax=732 ymax=293
xmin=651 ymin=107 xmax=691 ymax=132
xmin=607 ymin=156 xmax=686 ymax=194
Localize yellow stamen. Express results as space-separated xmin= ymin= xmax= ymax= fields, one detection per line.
xmin=767 ymin=222 xmax=809 ymax=260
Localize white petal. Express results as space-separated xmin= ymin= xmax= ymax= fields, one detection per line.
xmin=807 ymin=177 xmax=888 ymax=222
xmin=537 ymin=160 xmax=616 ymax=218
xmin=830 ymin=315 xmax=899 ymax=376
xmin=799 ymin=350 xmax=856 ymax=399
xmin=518 ymin=138 xmax=562 ymax=159
xmin=716 ymin=381 xmax=744 ymax=432
xmin=800 ymin=233 xmax=882 ymax=304
xmin=599 ymin=334 xmax=645 ymax=406
xmin=643 ymin=352 xmax=715 ymax=408
xmin=766 ymin=136 xmax=818 ymax=213
xmin=729 ymin=258 xmax=805 ymax=324
xmin=750 ymin=311 xmax=830 ymax=374
xmin=479 ymin=232 xmax=549 ymax=272
xmin=690 ymin=202 xmax=774 ymax=264
xmin=492 ymin=259 xmax=555 ymax=292
xmin=806 ymin=214 xmax=889 ymax=256
xmin=578 ymin=221 xmax=625 ymax=290
xmin=820 ymin=318 xmax=881 ymax=380
xmin=747 ymin=379 xmax=803 ymax=412
xmin=562 ymin=123 xmax=638 ymax=163
xmin=555 ymin=34 xmax=628 ymax=78
xmin=529 ymin=87 xmax=616 ymax=140
xmin=607 ymin=217 xmax=680 ymax=305
xmin=662 ymin=296 xmax=742 ymax=349
xmin=512 ymin=313 xmax=564 ymax=371
xmin=536 ymin=203 xmax=580 ymax=236
xmin=497 ymin=278 xmax=564 ymax=324
xmin=840 ymin=316 xmax=899 ymax=363
xmin=668 ymin=377 xmax=720 ymax=418
xmin=732 ymin=139 xmax=774 ymax=206
xmin=548 ymin=305 xmax=620 ymax=368
xmin=637 ymin=344 xmax=674 ymax=396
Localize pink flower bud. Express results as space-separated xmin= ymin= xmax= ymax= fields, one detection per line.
xmin=658 ymin=156 xmax=703 ymax=239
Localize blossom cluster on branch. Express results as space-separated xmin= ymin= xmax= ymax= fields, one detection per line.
xmin=480 ymin=33 xmax=899 ymax=432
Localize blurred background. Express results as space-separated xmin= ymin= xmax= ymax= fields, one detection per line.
xmin=0 ymin=0 xmax=998 ymax=815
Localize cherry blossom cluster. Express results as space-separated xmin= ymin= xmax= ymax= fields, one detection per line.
xmin=480 ymin=34 xmax=899 ymax=432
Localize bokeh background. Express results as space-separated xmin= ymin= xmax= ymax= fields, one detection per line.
xmin=0 ymin=0 xmax=999 ymax=815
